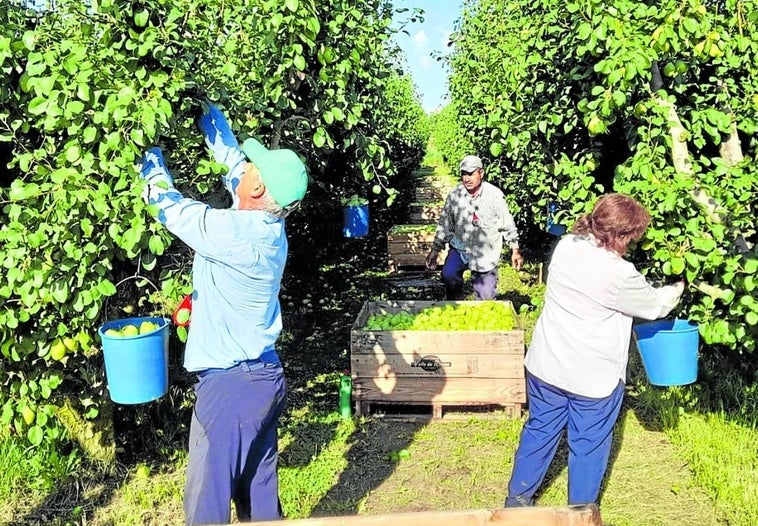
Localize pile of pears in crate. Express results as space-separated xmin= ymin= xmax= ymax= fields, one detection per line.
xmin=363 ymin=302 xmax=516 ymax=331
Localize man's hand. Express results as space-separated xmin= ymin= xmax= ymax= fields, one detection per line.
xmin=511 ymin=248 xmax=524 ymax=271
xmin=139 ymin=147 xmax=175 ymax=204
xmin=426 ymin=249 xmax=439 ymax=270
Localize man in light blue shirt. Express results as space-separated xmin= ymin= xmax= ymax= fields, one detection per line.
xmin=139 ymin=103 xmax=307 ymax=525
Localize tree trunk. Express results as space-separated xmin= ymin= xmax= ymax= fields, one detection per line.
xmin=649 ymin=62 xmax=749 ymax=252
xmin=55 ymin=398 xmax=116 ymax=466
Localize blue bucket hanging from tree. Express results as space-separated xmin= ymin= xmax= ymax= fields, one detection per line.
xmin=342 ymin=195 xmax=369 ymax=238
xmin=546 ymin=201 xmax=566 ymax=236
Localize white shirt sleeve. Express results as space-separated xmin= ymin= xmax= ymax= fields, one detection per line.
xmin=615 ymin=274 xmax=685 ymax=320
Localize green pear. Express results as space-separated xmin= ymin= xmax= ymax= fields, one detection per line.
xmin=139 ymin=321 xmax=159 ymax=335
xmin=120 ymin=324 xmax=139 ymax=337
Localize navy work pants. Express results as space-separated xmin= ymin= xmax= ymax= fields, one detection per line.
xmin=441 ymin=248 xmax=498 ymax=300
xmin=505 ymin=372 xmax=624 ymax=507
xmin=184 ymin=357 xmax=286 ymax=525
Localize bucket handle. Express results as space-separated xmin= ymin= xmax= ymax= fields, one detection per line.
xmin=102 ymin=273 xmax=162 ymax=324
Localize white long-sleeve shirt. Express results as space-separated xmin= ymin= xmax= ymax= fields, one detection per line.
xmin=525 ymin=234 xmax=684 ymax=398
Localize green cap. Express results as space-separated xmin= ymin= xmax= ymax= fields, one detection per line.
xmin=241 ymin=138 xmax=308 ymax=207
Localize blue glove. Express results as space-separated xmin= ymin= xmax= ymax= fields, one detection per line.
xmin=197 ymin=104 xmax=247 ymax=204
xmin=198 ymin=104 xmax=241 ymax=151
xmin=139 ymin=147 xmax=176 ymax=204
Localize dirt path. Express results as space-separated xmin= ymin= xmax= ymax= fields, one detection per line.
xmin=352 ymin=409 xmax=721 ymax=525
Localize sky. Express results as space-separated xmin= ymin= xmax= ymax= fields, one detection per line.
xmin=391 ymin=0 xmax=464 ymax=113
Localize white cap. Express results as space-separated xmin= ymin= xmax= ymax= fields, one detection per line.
xmin=459 ymin=155 xmax=483 ymax=172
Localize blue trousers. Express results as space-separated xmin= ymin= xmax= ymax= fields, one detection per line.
xmin=505 ymin=372 xmax=624 ymax=507
xmin=184 ymin=358 xmax=286 ymax=525
xmin=441 ymin=248 xmax=498 ymax=300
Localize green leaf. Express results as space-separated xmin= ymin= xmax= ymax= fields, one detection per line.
xmin=141 ymin=251 xmax=157 ymax=271
xmin=27 ymin=97 xmax=48 ymax=115
xmin=285 ymin=0 xmax=299 ymax=12
xmin=98 ymin=280 xmax=117 ymax=296
xmin=65 ymin=144 xmax=81 ymax=163
xmin=670 ymin=257 xmax=685 ymax=275
xmin=27 ymin=426 xmax=44 ymax=446
xmin=134 ymin=9 xmax=149 ymax=27
xmin=682 ymin=17 xmax=698 ymax=33
xmin=148 ymin=235 xmax=165 ymax=255
xmin=22 ymin=31 xmax=35 ymax=50
xmin=51 ymin=280 xmax=69 ymax=303
xmin=313 ymin=127 xmax=326 ymax=148
xmin=83 ymin=126 xmax=98 ymax=143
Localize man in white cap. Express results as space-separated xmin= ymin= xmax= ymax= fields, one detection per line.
xmin=426 ymin=154 xmax=522 ymax=300
xmin=139 ymin=103 xmax=308 ymax=525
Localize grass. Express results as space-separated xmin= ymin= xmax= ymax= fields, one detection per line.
xmin=633 ymin=368 xmax=758 ymax=526
xmin=670 ymin=412 xmax=758 ymax=525
xmin=0 ymin=437 xmax=81 ymax=520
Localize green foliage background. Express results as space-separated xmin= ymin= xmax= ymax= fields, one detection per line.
xmin=0 ymin=0 xmax=428 ymax=446
xmin=432 ymin=0 xmax=758 ymax=365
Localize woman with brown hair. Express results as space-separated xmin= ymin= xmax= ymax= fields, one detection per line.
xmin=505 ymin=193 xmax=684 ymax=508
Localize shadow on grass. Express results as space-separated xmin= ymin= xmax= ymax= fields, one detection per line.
xmin=630 ymin=344 xmax=758 ymax=433
xmin=310 ymin=417 xmax=432 ymax=516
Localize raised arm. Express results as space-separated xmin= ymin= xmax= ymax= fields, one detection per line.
xmin=197 ymin=104 xmax=247 ymax=205
xmin=616 ymin=274 xmax=685 ymax=320
xmin=139 ymin=147 xmax=241 ymax=260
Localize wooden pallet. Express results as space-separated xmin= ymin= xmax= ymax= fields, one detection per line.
xmin=251 ymin=505 xmax=603 ymax=526
xmin=356 ymin=401 xmax=522 ymax=421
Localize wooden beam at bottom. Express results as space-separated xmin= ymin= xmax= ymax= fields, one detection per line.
xmin=246 ymin=505 xmax=603 ymax=526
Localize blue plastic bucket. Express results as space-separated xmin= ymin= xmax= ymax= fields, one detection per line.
xmin=343 ymin=204 xmax=369 ymax=238
xmin=633 ymin=318 xmax=699 ymax=386
xmin=97 ymin=316 xmax=170 ymax=404
xmin=546 ymin=202 xmax=566 ymax=236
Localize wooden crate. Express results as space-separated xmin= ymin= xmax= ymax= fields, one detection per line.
xmin=415 ymin=185 xmax=448 ymax=201
xmin=350 ymin=300 xmax=525 ymax=419
xmin=413 ymin=174 xmax=457 ymax=188
xmin=409 ymin=202 xmax=442 ymax=224
xmin=387 ymin=225 xmax=447 ymax=272
xmin=251 ymin=505 xmax=603 ymax=526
